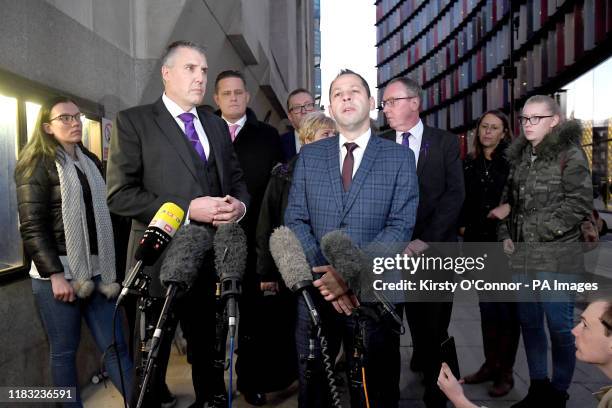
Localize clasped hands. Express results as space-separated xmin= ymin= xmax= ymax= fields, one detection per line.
xmin=313 ymin=265 xmax=360 ymax=316
xmin=188 ymin=195 xmax=245 ymax=226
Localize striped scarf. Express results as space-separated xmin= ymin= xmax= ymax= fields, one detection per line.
xmin=55 ymin=146 xmax=119 ymax=298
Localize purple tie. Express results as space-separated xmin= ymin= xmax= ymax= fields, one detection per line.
xmin=178 ymin=112 xmax=207 ymax=163
xmin=401 ymin=132 xmax=411 ymax=146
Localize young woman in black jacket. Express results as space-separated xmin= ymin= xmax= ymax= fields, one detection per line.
xmin=15 ymin=96 xmax=132 ymax=406
xmin=459 ymin=110 xmax=519 ymax=397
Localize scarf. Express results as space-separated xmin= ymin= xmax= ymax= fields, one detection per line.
xmin=55 ymin=146 xmax=119 ymax=298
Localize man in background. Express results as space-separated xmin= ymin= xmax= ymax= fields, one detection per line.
xmin=280 ymin=88 xmax=316 ymax=162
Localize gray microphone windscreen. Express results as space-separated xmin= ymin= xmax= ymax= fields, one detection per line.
xmin=269 ymin=226 xmax=312 ymax=290
xmin=320 ymin=230 xmax=363 ymax=292
xmin=213 ymin=223 xmax=247 ymax=281
xmin=160 ymin=223 xmax=212 ymax=289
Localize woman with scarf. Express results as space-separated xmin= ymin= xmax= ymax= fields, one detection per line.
xmin=15 ymin=96 xmax=133 ymax=406
xmin=491 ymin=95 xmax=592 ymax=407
xmin=460 ymin=110 xmax=519 ymax=397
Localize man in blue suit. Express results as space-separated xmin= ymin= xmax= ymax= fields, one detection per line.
xmin=285 ymin=69 xmax=419 ymax=408
xmin=280 ymin=89 xmax=317 ymax=162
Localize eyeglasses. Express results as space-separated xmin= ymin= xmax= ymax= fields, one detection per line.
xmin=289 ymin=103 xmax=316 ymax=114
xmin=378 ymin=96 xmax=417 ymax=110
xmin=48 ymin=113 xmax=84 ymax=125
xmin=518 ymin=115 xmax=553 ymax=126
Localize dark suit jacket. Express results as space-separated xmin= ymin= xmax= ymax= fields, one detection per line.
xmin=285 ymin=135 xmax=419 ymax=267
xmin=382 ymin=124 xmax=464 ymax=243
xmin=106 ymin=97 xmax=249 ymax=295
xmin=217 ymin=108 xmax=282 ymax=271
xmin=280 ymin=130 xmax=297 ymax=163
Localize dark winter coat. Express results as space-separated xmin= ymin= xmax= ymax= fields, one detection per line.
xmin=498 ymin=120 xmax=593 ymax=272
xmin=461 ymin=141 xmax=510 ymax=242
xmin=15 ymin=148 xmax=103 ymax=277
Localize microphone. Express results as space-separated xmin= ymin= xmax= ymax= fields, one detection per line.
xmin=160 ymin=223 xmax=212 ymax=291
xmin=213 ymin=223 xmax=247 ymax=337
xmin=269 ymin=226 xmax=320 ymax=326
xmin=321 ymin=230 xmax=403 ymax=328
xmin=135 ymin=202 xmax=185 ymax=265
xmin=137 ymin=223 xmax=212 ymax=408
xmin=118 ymin=202 xmax=185 ymax=305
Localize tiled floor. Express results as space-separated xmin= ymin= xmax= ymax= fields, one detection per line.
xmin=83 ymin=295 xmax=609 ymax=407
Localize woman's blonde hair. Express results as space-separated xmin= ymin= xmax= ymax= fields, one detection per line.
xmin=523 ymin=94 xmax=564 ymax=122
xmin=298 ymin=111 xmax=336 ymax=145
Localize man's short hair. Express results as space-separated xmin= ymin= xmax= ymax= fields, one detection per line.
xmin=387 ymin=77 xmax=422 ymax=101
xmin=161 ymin=40 xmax=207 ymax=67
xmin=286 ymin=88 xmax=314 ymax=110
xmin=215 ymin=70 xmax=247 ymax=93
xmin=329 ymin=69 xmax=371 ymax=99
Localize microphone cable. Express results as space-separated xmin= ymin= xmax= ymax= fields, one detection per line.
xmin=228 ymin=334 xmax=235 ymax=408
xmin=316 ymin=324 xmax=342 ymax=408
xmin=361 ymin=367 xmax=371 ymax=408
xmin=102 ymin=301 xmax=128 ymax=408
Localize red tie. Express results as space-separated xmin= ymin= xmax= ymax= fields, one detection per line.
xmin=342 ymin=142 xmax=358 ymax=192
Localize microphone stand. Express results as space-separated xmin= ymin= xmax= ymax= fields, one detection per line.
xmin=136 ymin=285 xmax=178 ymax=408
xmin=211 ymin=283 xmax=229 ymax=407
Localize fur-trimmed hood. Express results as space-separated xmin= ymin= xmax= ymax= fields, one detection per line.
xmin=505 ymin=119 xmax=583 ymax=165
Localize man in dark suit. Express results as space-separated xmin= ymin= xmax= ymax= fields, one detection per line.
xmin=106 ymin=41 xmax=249 ymax=408
xmin=285 ymin=69 xmax=419 ymax=408
xmin=381 ymin=76 xmax=465 ymax=408
xmin=279 ymin=88 xmax=317 ymax=162
xmin=213 ymin=70 xmax=288 ymax=406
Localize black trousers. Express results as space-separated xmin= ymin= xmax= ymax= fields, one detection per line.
xmin=131 ymin=272 xmax=219 ymax=407
xmin=399 ymin=301 xmax=453 ymax=408
xmin=296 ymin=290 xmax=401 ymax=408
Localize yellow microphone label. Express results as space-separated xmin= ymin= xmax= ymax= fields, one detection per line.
xmin=149 ymin=202 xmax=184 ymax=237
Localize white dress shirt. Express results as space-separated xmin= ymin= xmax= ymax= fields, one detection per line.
xmin=222 ymin=114 xmax=247 ymax=138
xmin=339 ymin=128 xmax=371 ymax=178
xmin=162 ymin=93 xmax=211 ymax=158
xmin=395 ymin=119 xmax=424 ymax=167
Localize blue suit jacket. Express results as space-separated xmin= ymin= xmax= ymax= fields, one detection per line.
xmin=280 ymin=130 xmax=297 ymax=163
xmin=285 ymin=134 xmax=419 ymax=267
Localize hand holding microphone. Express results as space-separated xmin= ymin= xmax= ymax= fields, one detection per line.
xmin=269 ymin=226 xmax=321 ymax=326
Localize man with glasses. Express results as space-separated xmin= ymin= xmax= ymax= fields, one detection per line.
xmin=280 ymin=88 xmax=317 ymax=162
xmin=381 ymin=77 xmax=464 ymax=408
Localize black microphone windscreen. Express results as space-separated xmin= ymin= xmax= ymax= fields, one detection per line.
xmin=269 ymin=226 xmax=312 ymax=290
xmin=214 ymin=223 xmax=247 ymax=281
xmin=320 ymin=230 xmax=363 ymax=292
xmin=160 ymin=223 xmax=212 ymax=289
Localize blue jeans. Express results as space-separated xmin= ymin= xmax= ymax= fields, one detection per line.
xmin=32 ymin=276 xmax=133 ymax=407
xmin=516 ymin=272 xmax=576 ymax=392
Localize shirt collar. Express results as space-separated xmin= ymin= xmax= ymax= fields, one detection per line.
xmin=339 ymin=128 xmax=371 ymax=151
xmin=222 ymin=114 xmax=247 ymax=129
xmin=395 ymin=119 xmax=423 ymax=139
xmin=162 ymin=93 xmax=199 ymax=119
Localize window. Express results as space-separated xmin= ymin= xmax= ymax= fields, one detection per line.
xmin=0 ymin=70 xmax=104 ymax=277
xmin=561 ymin=56 xmax=612 ymax=212
xmin=0 ymin=94 xmax=21 ymax=272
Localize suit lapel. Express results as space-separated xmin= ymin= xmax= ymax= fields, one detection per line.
xmin=342 ymin=136 xmax=378 ymax=218
xmin=153 ymin=100 xmax=199 ymax=181
xmin=417 ymin=126 xmax=432 ymax=177
xmin=326 ymin=138 xmax=344 ymax=213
